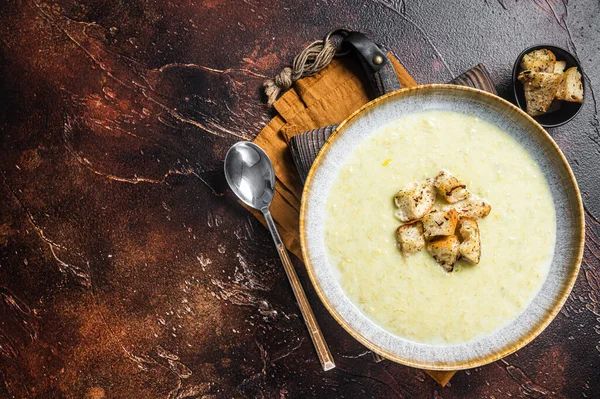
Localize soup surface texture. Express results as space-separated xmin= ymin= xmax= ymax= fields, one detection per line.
xmin=324 ymin=111 xmax=556 ymax=344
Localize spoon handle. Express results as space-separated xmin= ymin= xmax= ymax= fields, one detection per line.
xmin=262 ymin=209 xmax=336 ymax=371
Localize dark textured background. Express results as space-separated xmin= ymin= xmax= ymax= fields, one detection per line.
xmin=1 ymin=0 xmax=599 ymax=398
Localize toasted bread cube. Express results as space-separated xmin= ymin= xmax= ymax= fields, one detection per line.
xmin=520 ymin=49 xmax=556 ymax=73
xmin=518 ymin=71 xmax=562 ymax=116
xmin=394 ymin=178 xmax=436 ymax=222
xmin=422 ymin=209 xmax=459 ymax=239
xmin=427 ymin=235 xmax=460 ymax=272
xmin=447 ymin=197 xmax=492 ymax=219
xmin=458 ymin=217 xmax=481 ymax=264
xmin=554 ymin=60 xmax=567 ymax=74
xmin=396 ymin=221 xmax=425 ymax=255
xmin=434 ymin=170 xmax=471 ymax=203
xmin=555 ymin=67 xmax=583 ymax=103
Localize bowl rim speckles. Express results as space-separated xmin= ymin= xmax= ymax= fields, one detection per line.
xmin=512 ymin=44 xmax=585 ymax=128
xmin=299 ymin=84 xmax=584 ymax=370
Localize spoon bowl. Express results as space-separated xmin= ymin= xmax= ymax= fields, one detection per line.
xmin=224 ymin=142 xmax=275 ymax=211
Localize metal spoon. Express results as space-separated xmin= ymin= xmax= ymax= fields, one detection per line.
xmin=224 ymin=141 xmax=335 ymax=371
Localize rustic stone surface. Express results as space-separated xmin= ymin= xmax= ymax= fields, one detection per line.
xmin=0 ymin=0 xmax=599 ymax=397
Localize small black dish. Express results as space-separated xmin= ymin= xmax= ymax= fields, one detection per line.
xmin=512 ymin=44 xmax=584 ymax=128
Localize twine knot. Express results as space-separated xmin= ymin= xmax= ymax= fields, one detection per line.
xmin=263 ymin=67 xmax=294 ymax=105
xmin=263 ymin=39 xmax=337 ymax=106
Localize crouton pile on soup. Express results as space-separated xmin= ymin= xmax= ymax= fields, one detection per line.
xmin=394 ymin=170 xmax=491 ymax=271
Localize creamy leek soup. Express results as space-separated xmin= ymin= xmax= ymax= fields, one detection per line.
xmin=324 ymin=111 xmax=556 ymax=344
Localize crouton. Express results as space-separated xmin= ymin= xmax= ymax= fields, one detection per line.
xmin=447 ymin=197 xmax=492 ymax=219
xmin=518 ymin=71 xmax=562 ymax=116
xmin=394 ymin=178 xmax=436 ymax=222
xmin=422 ymin=209 xmax=459 ymax=239
xmin=555 ymin=67 xmax=584 ymax=103
xmin=434 ymin=170 xmax=471 ymax=203
xmin=396 ymin=221 xmax=425 ymax=255
xmin=427 ymin=235 xmax=460 ymax=272
xmin=554 ymin=60 xmax=566 ymax=74
xmin=520 ymin=49 xmax=556 ymax=73
xmin=458 ymin=217 xmax=481 ymax=264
